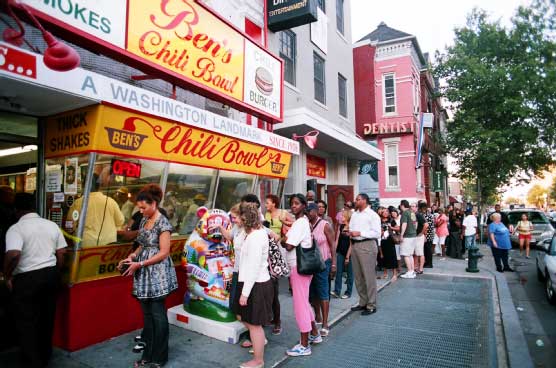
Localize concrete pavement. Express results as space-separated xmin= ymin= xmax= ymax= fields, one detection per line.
xmin=0 ymin=244 xmax=534 ymax=367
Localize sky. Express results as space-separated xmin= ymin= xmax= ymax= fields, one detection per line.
xmin=351 ymin=0 xmax=528 ymax=59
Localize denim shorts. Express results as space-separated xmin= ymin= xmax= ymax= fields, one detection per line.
xmin=310 ymin=258 xmax=332 ymax=301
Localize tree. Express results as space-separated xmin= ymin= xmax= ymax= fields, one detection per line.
xmin=527 ymin=184 xmax=548 ymax=208
xmin=435 ymin=0 xmax=556 ymax=202
xmin=550 ymin=177 xmax=556 ymax=202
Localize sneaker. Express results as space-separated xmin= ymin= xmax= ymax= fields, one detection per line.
xmin=341 ymin=293 xmax=350 ymax=299
xmin=330 ymin=291 xmax=340 ymax=298
xmin=287 ymin=343 xmax=312 ymax=356
xmin=309 ymin=333 xmax=323 ymax=344
xmin=400 ymin=271 xmax=416 ymax=279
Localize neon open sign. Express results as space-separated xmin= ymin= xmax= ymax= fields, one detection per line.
xmin=111 ymin=159 xmax=141 ymax=178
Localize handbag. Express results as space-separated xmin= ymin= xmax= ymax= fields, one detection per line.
xmin=268 ymin=237 xmax=290 ymax=279
xmin=296 ymin=220 xmax=326 ymax=275
xmin=391 ymin=233 xmax=402 ymax=244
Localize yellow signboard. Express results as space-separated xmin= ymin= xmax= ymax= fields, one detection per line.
xmin=127 ymin=0 xmax=244 ymax=101
xmin=63 ymin=239 xmax=186 ymax=283
xmin=45 ymin=105 xmax=291 ymax=178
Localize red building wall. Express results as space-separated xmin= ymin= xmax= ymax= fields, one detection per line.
xmin=353 ymin=44 xmax=376 ymax=137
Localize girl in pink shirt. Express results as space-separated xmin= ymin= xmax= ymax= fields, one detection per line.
xmin=435 ymin=208 xmax=449 ymax=257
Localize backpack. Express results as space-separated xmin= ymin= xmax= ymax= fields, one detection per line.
xmin=268 ymin=236 xmax=290 ymax=279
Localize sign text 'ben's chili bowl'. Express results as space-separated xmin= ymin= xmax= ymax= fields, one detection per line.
xmin=45 ymin=105 xmax=291 ymax=178
xmin=22 ymin=0 xmax=283 ymax=122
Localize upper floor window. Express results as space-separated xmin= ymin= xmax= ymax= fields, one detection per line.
xmin=385 ymin=143 xmax=399 ymax=188
xmin=317 ymin=0 xmax=326 ymax=12
xmin=279 ymin=31 xmax=296 ymax=86
xmin=338 ymin=73 xmax=347 ymax=117
xmin=314 ymin=53 xmax=326 ymax=104
xmin=336 ymin=0 xmax=344 ymax=34
xmin=383 ymin=73 xmax=396 ymax=114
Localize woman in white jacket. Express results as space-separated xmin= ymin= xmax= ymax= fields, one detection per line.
xmin=231 ymin=202 xmax=273 ymax=368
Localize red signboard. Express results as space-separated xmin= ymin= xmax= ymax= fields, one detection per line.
xmin=111 ymin=159 xmax=142 ymax=178
xmin=306 ymin=154 xmax=326 ymax=178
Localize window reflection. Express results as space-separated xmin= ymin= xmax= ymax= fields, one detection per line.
xmin=164 ymin=164 xmax=216 ymax=235
xmin=214 ymin=171 xmax=255 ymax=212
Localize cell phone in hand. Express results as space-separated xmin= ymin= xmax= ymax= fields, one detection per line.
xmin=119 ymin=262 xmax=130 ymax=275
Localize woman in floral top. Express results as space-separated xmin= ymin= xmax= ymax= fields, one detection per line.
xmin=119 ymin=184 xmax=178 ymax=368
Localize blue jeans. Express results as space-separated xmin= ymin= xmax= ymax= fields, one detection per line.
xmin=334 ymin=253 xmax=353 ymax=296
xmin=310 ymin=259 xmax=332 ymax=300
xmin=464 ymin=235 xmax=477 ymax=250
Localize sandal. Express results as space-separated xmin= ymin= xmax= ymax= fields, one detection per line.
xmin=320 ymin=328 xmax=329 ymax=337
xmin=241 ymin=340 xmax=253 ymax=348
xmin=134 ymin=359 xmax=148 ymax=368
xmin=272 ymin=326 xmax=282 ymax=335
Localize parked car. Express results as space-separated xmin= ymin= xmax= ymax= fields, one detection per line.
xmin=504 ymin=209 xmax=555 ymax=248
xmin=536 ymin=236 xmax=556 ymax=305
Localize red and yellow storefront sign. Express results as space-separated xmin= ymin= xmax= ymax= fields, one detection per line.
xmin=306 ymin=154 xmax=326 ymax=178
xmin=127 ymin=0 xmax=244 ymax=101
xmin=45 ymin=105 xmax=291 ymax=178
xmin=63 ymin=238 xmax=186 ymax=284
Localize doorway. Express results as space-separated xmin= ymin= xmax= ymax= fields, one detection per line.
xmin=327 ymin=185 xmax=354 ymax=225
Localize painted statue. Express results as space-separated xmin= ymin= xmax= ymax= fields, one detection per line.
xmin=182 ymin=207 xmax=236 ymax=322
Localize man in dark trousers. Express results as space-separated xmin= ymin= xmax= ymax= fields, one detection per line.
xmin=4 ymin=193 xmax=67 ymax=367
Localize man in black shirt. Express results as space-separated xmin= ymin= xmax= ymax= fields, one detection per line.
xmin=486 ymin=204 xmax=510 ymax=227
xmin=413 ymin=203 xmax=428 ymax=274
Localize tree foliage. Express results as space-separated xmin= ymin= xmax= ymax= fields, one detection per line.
xmin=527 ymin=184 xmax=548 ymax=207
xmin=550 ymin=176 xmax=556 ymax=201
xmin=435 ymin=0 xmax=556 ymax=202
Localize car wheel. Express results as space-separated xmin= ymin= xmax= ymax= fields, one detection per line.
xmin=546 ymin=273 xmax=556 ymax=305
xmin=537 ymin=260 xmax=545 ymax=282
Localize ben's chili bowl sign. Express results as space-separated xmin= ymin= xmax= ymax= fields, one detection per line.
xmin=46 ymin=105 xmax=292 ymax=178
xmin=21 ymin=0 xmax=283 ymax=121
xmin=126 ymin=0 xmax=282 ymax=120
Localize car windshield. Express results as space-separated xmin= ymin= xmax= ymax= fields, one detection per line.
xmin=507 ymin=211 xmax=549 ymax=225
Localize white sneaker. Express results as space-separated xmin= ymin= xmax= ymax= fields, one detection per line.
xmin=309 ymin=333 xmax=323 ymax=344
xmin=400 ymin=271 xmax=416 ymax=279
xmin=287 ymin=343 xmax=312 ymax=356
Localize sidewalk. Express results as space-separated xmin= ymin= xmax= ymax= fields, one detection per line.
xmin=0 ymin=244 xmax=533 ymax=368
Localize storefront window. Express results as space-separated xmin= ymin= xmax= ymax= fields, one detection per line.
xmin=257 ymin=177 xmax=283 ymax=212
xmin=64 ymin=154 xmax=166 ymax=247
xmin=43 ymin=154 xmax=91 ymax=240
xmin=165 ymin=163 xmax=217 ymax=235
xmin=214 ymin=171 xmax=255 ymax=211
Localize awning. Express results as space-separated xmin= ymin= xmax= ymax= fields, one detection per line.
xmin=274 ymin=107 xmax=381 ymax=161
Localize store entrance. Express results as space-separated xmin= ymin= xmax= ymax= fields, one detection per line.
xmin=0 ymin=111 xmax=38 ymax=352
xmin=327 ymin=185 xmax=354 ymax=225
xmin=0 ymin=111 xmax=38 ymax=194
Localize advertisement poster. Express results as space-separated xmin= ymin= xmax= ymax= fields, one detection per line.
xmin=358 ymin=161 xmax=379 ymax=207
xmin=64 ymin=157 xmax=78 ymax=195
xmin=46 ymin=169 xmax=61 ymax=193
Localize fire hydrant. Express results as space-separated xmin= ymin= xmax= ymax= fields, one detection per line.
xmin=466 ymin=247 xmax=483 ymax=273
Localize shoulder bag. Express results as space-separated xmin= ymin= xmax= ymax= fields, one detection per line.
xmin=296 ymin=219 xmax=326 ymax=275
xmin=268 ymin=236 xmax=290 ymax=279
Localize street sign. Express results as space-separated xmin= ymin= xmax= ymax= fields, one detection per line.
xmin=433 ymin=171 xmax=445 ymax=192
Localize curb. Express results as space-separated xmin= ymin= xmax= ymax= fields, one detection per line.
xmin=493 ymin=271 xmax=535 ymax=368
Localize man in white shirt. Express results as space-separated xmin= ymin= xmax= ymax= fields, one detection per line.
xmin=348 ymin=193 xmax=381 ymax=315
xmin=462 ymin=210 xmax=479 ymax=250
xmin=4 ymin=193 xmax=67 ymax=367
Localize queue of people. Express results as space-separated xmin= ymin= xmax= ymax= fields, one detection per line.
xmin=5 ymin=178 xmax=490 ymax=368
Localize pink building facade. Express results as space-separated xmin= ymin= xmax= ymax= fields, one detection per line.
xmin=353 ymin=23 xmax=446 ymax=208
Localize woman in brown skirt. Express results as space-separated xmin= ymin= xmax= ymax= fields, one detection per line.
xmin=232 ymin=202 xmax=273 ymax=368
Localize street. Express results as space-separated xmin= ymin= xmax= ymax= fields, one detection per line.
xmin=507 ymin=249 xmax=556 ymax=368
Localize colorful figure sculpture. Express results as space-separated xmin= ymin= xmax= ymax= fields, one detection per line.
xmin=182 ymin=207 xmax=236 ymax=322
